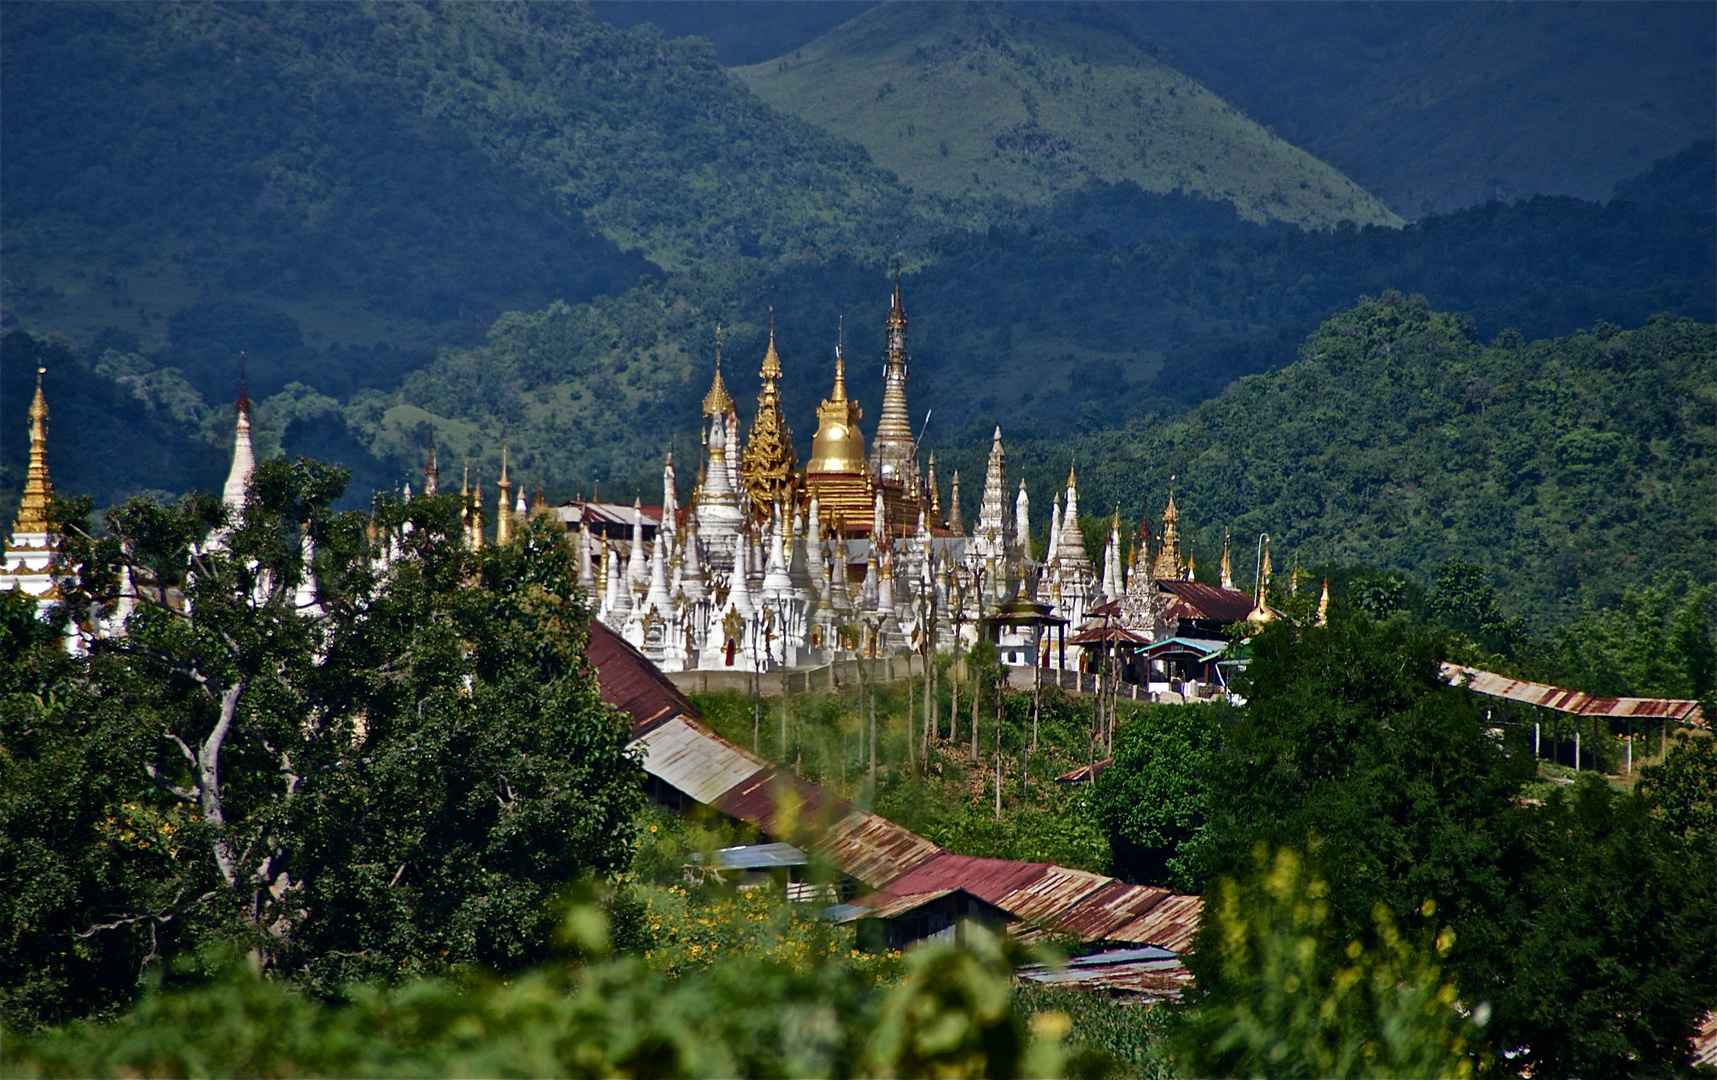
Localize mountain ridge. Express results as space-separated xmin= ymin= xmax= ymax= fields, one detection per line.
xmin=734 ymin=3 xmax=1401 ymax=230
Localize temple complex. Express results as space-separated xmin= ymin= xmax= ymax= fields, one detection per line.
xmin=3 ymin=279 xmax=1265 ymax=689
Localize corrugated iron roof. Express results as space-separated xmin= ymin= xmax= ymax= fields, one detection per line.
xmin=850 ymin=888 xmax=963 ymax=921
xmin=701 ymin=842 xmax=808 ymax=870
xmin=876 ymin=853 xmax=1052 ymax=909
xmin=812 ymin=809 xmax=945 ymax=888
xmin=996 ymin=864 xmax=1112 ymax=925
xmin=712 ymin=766 xmax=853 ymax=840
xmin=589 ymin=625 xmax=1208 ymax=952
xmin=1017 ymin=950 xmax=1193 ymax=1000
xmin=1068 ymin=625 xmax=1153 ymax=646
xmin=1055 ymin=758 xmax=1113 ymax=784
xmin=1108 ymin=893 xmax=1203 ymax=953
xmin=1441 ymin=663 xmax=1706 ymax=726
xmin=588 ymin=620 xmax=697 ymax=738
xmin=633 ymin=716 xmax=771 ymax=805
xmin=1051 ymin=882 xmax=1172 ymax=941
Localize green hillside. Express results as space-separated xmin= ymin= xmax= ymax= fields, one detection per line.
xmin=0 ymin=1 xmax=931 ymax=365
xmin=988 ymin=295 xmax=1716 ymax=628
xmin=734 ymin=3 xmax=1400 ymax=229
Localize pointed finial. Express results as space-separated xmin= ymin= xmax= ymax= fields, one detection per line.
xmin=236 ymin=355 xmax=250 ymax=415
xmin=703 ymin=324 xmax=736 ymax=417
xmin=1066 ymin=458 xmax=1077 ymax=488
xmin=760 ymin=305 xmax=782 ymax=380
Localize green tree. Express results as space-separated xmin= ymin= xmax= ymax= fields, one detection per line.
xmin=1427 ymin=560 xmax=1526 ymax=658
xmin=1191 ymin=614 xmax=1717 ymax=1076
xmin=1090 ymin=704 xmax=1223 ymax=892
xmin=1 ymin=461 xmax=641 ymax=1028
xmin=1550 ymin=581 xmax=1716 ymax=699
xmin=1491 ymin=777 xmax=1717 ymax=1078
xmin=1638 ymin=732 xmax=1717 ymax=850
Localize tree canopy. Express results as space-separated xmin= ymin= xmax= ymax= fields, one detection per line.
xmin=1 ymin=465 xmax=640 ymax=1028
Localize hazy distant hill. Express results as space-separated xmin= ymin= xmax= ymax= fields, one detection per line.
xmin=1122 ymin=1 xmax=1716 ymax=217
xmin=733 ymin=3 xmax=1400 ymax=230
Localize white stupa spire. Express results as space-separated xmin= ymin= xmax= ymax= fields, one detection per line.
xmin=221 ymin=380 xmax=256 ymax=513
xmin=1015 ymin=480 xmax=1031 ymax=556
xmin=763 ymin=501 xmax=795 ymax=601
xmin=626 ymin=498 xmax=648 ymax=593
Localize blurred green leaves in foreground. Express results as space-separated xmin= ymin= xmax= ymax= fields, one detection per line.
xmin=9 ymin=859 xmax=1508 ymax=1079
xmin=1175 ymin=846 xmax=1489 ymax=1079
xmin=11 ymin=897 xmax=1067 ymax=1080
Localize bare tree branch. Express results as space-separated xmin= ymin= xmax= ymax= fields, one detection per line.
xmin=143 ymin=762 xmax=199 ymax=803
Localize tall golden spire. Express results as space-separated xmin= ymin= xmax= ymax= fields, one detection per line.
xmin=800 ymin=324 xmax=858 ymax=470
xmin=1219 ymin=528 xmax=1235 ymax=590
xmin=870 ymin=267 xmax=917 ymax=490
xmin=1151 ymin=478 xmax=1183 ymax=579
xmin=927 ymin=452 xmax=942 ymax=522
xmin=1248 ymin=535 xmax=1276 ymax=625
xmin=741 ymin=309 xmax=797 ymax=518
xmin=1317 ymin=577 xmax=1331 ymax=626
xmin=495 ymin=440 xmax=513 ymax=546
xmin=13 ymin=368 xmax=52 ymax=534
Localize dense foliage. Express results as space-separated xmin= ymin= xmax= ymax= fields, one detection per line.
xmin=9 ymin=903 xmax=1067 ymax=1080
xmin=1090 ymin=705 xmax=1221 ymax=893
xmin=0 ymin=468 xmax=641 ymax=1028
xmin=1174 ymin=848 xmax=1488 ymax=1079
xmin=999 ymin=293 xmax=1715 ymax=628
xmin=1088 ymin=613 xmax=1717 ymax=1076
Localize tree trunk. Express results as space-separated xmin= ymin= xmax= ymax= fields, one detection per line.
xmin=199 ymin=682 xmax=244 ymax=889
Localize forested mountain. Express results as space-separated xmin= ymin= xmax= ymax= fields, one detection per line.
xmin=733 ymin=3 xmax=1398 ymax=229
xmin=3 ymin=2 xmax=1713 ymax=629
xmin=597 ymin=1 xmax=1715 ymax=219
xmin=985 ymin=295 xmax=1715 ymax=629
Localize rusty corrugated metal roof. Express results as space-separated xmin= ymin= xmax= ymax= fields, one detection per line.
xmin=1441 ymin=663 xmax=1706 ymax=726
xmin=1108 ymin=893 xmax=1203 ymax=953
xmin=1050 ymin=881 xmax=1172 ymax=941
xmin=876 ymin=853 xmax=1052 ymax=909
xmin=712 ymin=767 xmax=853 ymax=840
xmin=812 ymin=809 xmax=945 ymax=888
xmin=631 ymin=716 xmax=770 ymax=805
xmin=996 ymin=864 xmax=1112 ymax=925
xmin=1055 ymin=758 xmax=1112 ymax=784
xmin=1017 ymin=948 xmax=1193 ymax=1001
xmin=588 ymin=620 xmax=698 ymax=738
xmin=590 ymin=626 xmax=1209 ymax=952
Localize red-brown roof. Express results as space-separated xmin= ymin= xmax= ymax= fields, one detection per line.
xmin=876 ymin=853 xmax=1052 ymax=909
xmin=1441 ymin=663 xmax=1706 ymax=726
xmin=1156 ymin=580 xmax=1255 ymax=623
xmin=586 ymin=619 xmax=697 ymax=739
xmin=586 ymin=624 xmax=1206 ymax=953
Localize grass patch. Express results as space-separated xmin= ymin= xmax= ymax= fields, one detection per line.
xmin=688 ymin=668 xmax=1140 ymax=872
